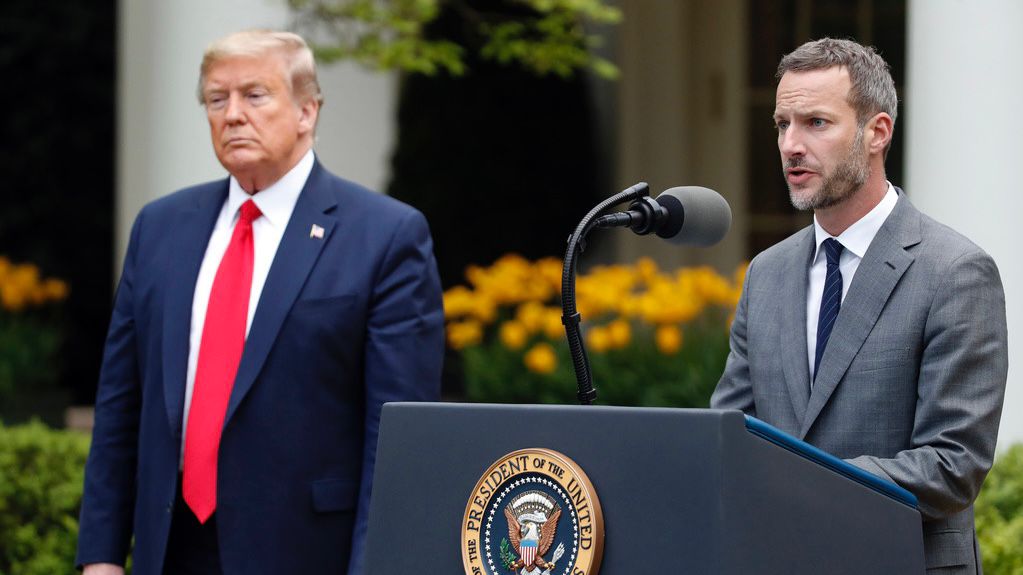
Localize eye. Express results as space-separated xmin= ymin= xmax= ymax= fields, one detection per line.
xmin=247 ymin=90 xmax=270 ymax=104
xmin=774 ymin=120 xmax=789 ymax=132
xmin=205 ymin=94 xmax=227 ymax=110
xmin=810 ymin=118 xmax=827 ymax=128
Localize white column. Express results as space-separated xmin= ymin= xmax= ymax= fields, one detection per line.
xmin=117 ymin=0 xmax=396 ymax=265
xmin=906 ymin=0 xmax=1023 ymax=448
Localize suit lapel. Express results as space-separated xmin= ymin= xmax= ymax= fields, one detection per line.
xmin=779 ymin=228 xmax=814 ymax=424
xmin=799 ymin=195 xmax=921 ymax=438
xmin=223 ymin=162 xmax=338 ymax=428
xmin=163 ymin=181 xmax=228 ymax=437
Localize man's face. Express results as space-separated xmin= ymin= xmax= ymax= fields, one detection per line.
xmin=774 ymin=67 xmax=870 ymax=211
xmin=202 ymin=55 xmax=315 ymax=187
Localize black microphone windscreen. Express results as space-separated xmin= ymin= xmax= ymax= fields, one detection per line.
xmin=655 ymin=186 xmax=732 ymax=246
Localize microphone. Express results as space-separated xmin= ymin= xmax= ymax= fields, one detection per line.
xmin=594 ymin=186 xmax=732 ymax=246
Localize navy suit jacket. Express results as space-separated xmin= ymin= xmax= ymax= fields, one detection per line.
xmin=77 ymin=161 xmax=445 ymax=574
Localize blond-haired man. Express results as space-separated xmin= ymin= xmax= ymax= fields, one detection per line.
xmin=78 ymin=30 xmax=443 ymax=574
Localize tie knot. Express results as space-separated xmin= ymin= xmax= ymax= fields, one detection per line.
xmin=239 ymin=199 xmax=262 ymax=224
xmin=823 ymin=238 xmax=844 ymax=266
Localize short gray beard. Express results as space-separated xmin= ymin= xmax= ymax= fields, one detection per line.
xmin=787 ymin=127 xmax=870 ymax=211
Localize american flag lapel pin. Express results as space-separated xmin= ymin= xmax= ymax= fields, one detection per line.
xmin=310 ymin=224 xmax=325 ymax=239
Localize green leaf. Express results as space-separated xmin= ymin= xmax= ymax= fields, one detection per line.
xmin=289 ymin=0 xmax=620 ymax=79
xmin=975 ymin=444 xmax=1023 ymax=573
xmin=0 ymin=421 xmax=91 ymax=575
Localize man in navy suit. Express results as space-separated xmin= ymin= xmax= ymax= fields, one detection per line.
xmin=77 ymin=30 xmax=444 ymax=574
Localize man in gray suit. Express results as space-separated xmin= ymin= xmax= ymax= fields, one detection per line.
xmin=711 ymin=38 xmax=1008 ymax=573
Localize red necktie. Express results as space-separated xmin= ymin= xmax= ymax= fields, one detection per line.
xmin=183 ymin=199 xmax=261 ymax=523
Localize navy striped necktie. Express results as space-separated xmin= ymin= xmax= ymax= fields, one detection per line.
xmin=814 ymin=238 xmax=844 ymax=382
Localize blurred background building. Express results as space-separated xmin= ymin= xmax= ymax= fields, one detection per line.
xmin=2 ymin=0 xmax=1020 ymax=445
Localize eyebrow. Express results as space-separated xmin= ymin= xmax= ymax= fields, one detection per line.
xmin=203 ymin=80 xmax=271 ymax=96
xmin=238 ymin=81 xmax=271 ymax=92
xmin=773 ymin=109 xmax=835 ymax=121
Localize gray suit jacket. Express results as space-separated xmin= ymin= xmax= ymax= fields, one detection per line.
xmin=711 ymin=191 xmax=1008 ymax=573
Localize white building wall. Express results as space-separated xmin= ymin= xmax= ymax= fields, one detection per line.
xmin=906 ymin=0 xmax=1023 ymax=448
xmin=117 ymin=0 xmax=396 ymax=263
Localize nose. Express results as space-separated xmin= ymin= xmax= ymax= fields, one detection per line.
xmin=778 ymin=125 xmax=805 ymax=159
xmin=223 ymin=93 xmax=246 ymax=124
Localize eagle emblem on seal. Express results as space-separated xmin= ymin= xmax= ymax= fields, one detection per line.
xmin=502 ymin=490 xmax=566 ymax=574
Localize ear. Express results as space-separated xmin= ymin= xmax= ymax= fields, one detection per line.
xmin=297 ymin=97 xmax=319 ymax=136
xmin=865 ymin=112 xmax=893 ymax=156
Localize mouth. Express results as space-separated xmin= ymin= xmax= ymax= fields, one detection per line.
xmin=224 ymin=137 xmax=255 ymax=147
xmin=785 ymin=167 xmax=817 ymax=185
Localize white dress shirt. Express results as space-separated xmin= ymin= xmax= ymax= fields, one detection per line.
xmin=180 ymin=150 xmax=315 ymax=463
xmin=806 ymin=182 xmax=898 ymax=381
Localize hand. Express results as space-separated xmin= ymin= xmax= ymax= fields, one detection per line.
xmin=83 ymin=563 xmax=125 ymax=575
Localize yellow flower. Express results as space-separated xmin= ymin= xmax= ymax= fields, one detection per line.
xmin=535 ymin=257 xmax=564 ymax=294
xmin=446 ymin=257 xmax=751 ymax=362
xmin=618 ymin=295 xmax=642 ymax=319
xmin=587 ymin=326 xmax=612 ymax=353
xmin=542 ymin=308 xmax=564 ymax=340
xmin=1 ymin=283 xmax=27 ymax=312
xmin=470 ymin=294 xmax=498 ymax=324
xmin=0 ymin=257 xmax=69 ymax=312
xmin=635 ymin=257 xmax=659 ymax=284
xmin=575 ymin=298 xmax=599 ymax=320
xmin=656 ymin=325 xmax=684 ymax=355
xmin=447 ymin=320 xmax=483 ymax=350
xmin=500 ymin=320 xmax=529 ymax=350
xmin=575 ymin=263 xmax=637 ymax=319
xmin=639 ymin=293 xmax=701 ymax=325
xmin=494 ymin=253 xmax=532 ymax=273
xmin=689 ymin=266 xmax=735 ymax=306
xmin=524 ymin=343 xmax=558 ymax=374
xmin=516 ymin=301 xmax=546 ymax=333
xmin=607 ymin=319 xmax=631 ymax=348
xmin=45 ymin=278 xmax=69 ymax=302
xmin=465 ymin=264 xmax=487 ymax=288
xmin=442 ymin=286 xmax=476 ymax=319
xmin=442 ymin=286 xmax=498 ymax=324
xmin=469 ymin=254 xmax=548 ymax=306
xmin=11 ymin=263 xmax=40 ymax=291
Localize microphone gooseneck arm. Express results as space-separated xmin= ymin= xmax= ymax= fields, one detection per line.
xmin=593 ymin=196 xmax=670 ymax=235
xmin=562 ymin=182 xmax=650 ymax=405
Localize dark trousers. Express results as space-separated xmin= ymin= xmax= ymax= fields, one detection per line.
xmin=162 ymin=478 xmax=223 ymax=575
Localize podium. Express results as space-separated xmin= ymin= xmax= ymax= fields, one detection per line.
xmin=364 ymin=403 xmax=925 ymax=573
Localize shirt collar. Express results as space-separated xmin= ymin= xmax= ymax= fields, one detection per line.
xmin=226 ymin=149 xmax=315 ymax=228
xmin=812 ymin=181 xmax=898 ymax=263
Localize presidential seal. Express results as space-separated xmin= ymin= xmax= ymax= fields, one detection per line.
xmin=461 ymin=448 xmax=604 ymax=575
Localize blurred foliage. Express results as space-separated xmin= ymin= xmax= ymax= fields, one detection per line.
xmin=444 ymin=254 xmax=746 ymax=406
xmin=977 ymin=444 xmax=1023 ymax=573
xmin=288 ymin=0 xmax=620 ymax=78
xmin=0 ymin=420 xmax=89 ymax=575
xmin=381 ymin=0 xmax=609 ymax=300
xmin=0 ymin=0 xmax=115 ymax=406
xmin=0 ymin=257 xmax=69 ymax=403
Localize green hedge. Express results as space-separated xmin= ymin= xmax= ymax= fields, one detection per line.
xmin=0 ymin=420 xmax=89 ymax=575
xmin=977 ymin=444 xmax=1023 ymax=574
